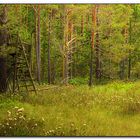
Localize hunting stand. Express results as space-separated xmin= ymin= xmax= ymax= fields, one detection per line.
xmin=6 ymin=34 xmax=37 ymax=95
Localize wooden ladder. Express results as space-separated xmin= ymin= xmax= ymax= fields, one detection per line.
xmin=14 ymin=35 xmax=37 ymax=94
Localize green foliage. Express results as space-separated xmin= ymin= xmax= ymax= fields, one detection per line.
xmin=1 ymin=4 xmax=140 ymax=82
xmin=69 ymin=77 xmax=88 ymax=85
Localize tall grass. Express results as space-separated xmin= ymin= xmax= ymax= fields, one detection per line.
xmin=1 ymin=81 xmax=140 ymax=136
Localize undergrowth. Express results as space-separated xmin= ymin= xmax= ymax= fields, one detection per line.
xmin=1 ymin=81 xmax=140 ymax=136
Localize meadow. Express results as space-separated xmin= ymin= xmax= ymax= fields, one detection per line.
xmin=1 ymin=81 xmax=140 ymax=136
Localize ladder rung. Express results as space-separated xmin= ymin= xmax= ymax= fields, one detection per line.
xmin=17 ymin=65 xmax=26 ymax=68
xmin=68 ymin=61 xmax=73 ymax=63
xmin=16 ymin=62 xmax=26 ymax=65
xmin=26 ymin=84 xmax=33 ymax=87
xmin=19 ymin=85 xmax=26 ymax=87
xmin=19 ymin=85 xmax=33 ymax=87
xmin=28 ymin=90 xmax=36 ymax=92
xmin=17 ymin=58 xmax=25 ymax=60
xmin=19 ymin=79 xmax=34 ymax=82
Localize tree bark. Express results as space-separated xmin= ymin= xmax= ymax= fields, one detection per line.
xmin=89 ymin=5 xmax=96 ymax=86
xmin=120 ymin=60 xmax=125 ymax=80
xmin=47 ymin=10 xmax=51 ymax=84
xmin=0 ymin=57 xmax=7 ymax=93
xmin=128 ymin=19 xmax=132 ymax=79
xmin=35 ymin=5 xmax=41 ymax=83
xmin=95 ymin=5 xmax=101 ymax=80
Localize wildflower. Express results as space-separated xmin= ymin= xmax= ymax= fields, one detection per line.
xmin=7 ymin=111 xmax=11 ymax=115
xmin=51 ymin=130 xmax=55 ymax=133
xmin=71 ymin=123 xmax=74 ymax=127
xmin=17 ymin=107 xmax=24 ymax=112
xmin=8 ymin=118 xmax=12 ymax=121
xmin=42 ymin=117 xmax=45 ymax=121
xmin=58 ymin=126 xmax=61 ymax=129
xmin=83 ymin=123 xmax=86 ymax=126
xmin=34 ymin=123 xmax=37 ymax=127
xmin=9 ymin=127 xmax=12 ymax=129
xmin=19 ymin=116 xmax=25 ymax=120
xmin=6 ymin=123 xmax=9 ymax=126
xmin=14 ymin=118 xmax=17 ymax=121
xmin=14 ymin=106 xmax=19 ymax=110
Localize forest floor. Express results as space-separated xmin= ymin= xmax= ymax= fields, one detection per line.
xmin=1 ymin=81 xmax=140 ymax=136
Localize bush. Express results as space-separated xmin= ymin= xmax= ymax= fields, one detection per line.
xmin=69 ymin=77 xmax=88 ymax=85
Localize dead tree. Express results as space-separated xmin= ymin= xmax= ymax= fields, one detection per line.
xmin=60 ymin=8 xmax=76 ymax=85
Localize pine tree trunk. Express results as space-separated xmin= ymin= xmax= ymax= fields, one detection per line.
xmin=128 ymin=56 xmax=131 ymax=79
xmin=128 ymin=19 xmax=132 ymax=79
xmin=95 ymin=5 xmax=101 ymax=80
xmin=89 ymin=5 xmax=96 ymax=86
xmin=63 ymin=8 xmax=69 ymax=85
xmin=48 ymin=11 xmax=51 ymax=84
xmin=89 ymin=45 xmax=94 ymax=86
xmin=120 ymin=60 xmax=125 ymax=80
xmin=35 ymin=5 xmax=41 ymax=83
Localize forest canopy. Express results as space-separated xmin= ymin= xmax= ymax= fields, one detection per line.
xmin=0 ymin=4 xmax=140 ymax=86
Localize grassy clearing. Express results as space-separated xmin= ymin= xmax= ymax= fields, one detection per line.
xmin=1 ymin=81 xmax=140 ymax=136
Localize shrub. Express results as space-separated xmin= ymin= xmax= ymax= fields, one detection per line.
xmin=69 ymin=77 xmax=88 ymax=85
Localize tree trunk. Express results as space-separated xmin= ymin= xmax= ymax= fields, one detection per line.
xmin=47 ymin=10 xmax=51 ymax=84
xmin=95 ymin=5 xmax=101 ymax=80
xmin=128 ymin=56 xmax=131 ymax=79
xmin=35 ymin=5 xmax=41 ymax=83
xmin=0 ymin=57 xmax=7 ymax=93
xmin=128 ymin=19 xmax=132 ymax=79
xmin=89 ymin=5 xmax=96 ymax=86
xmin=63 ymin=7 xmax=69 ymax=85
xmin=89 ymin=44 xmax=94 ymax=86
xmin=120 ymin=60 xmax=125 ymax=80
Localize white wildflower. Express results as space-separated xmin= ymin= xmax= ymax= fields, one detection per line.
xmin=17 ymin=107 xmax=24 ymax=112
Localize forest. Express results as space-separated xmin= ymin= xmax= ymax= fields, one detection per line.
xmin=1 ymin=4 xmax=140 ymax=136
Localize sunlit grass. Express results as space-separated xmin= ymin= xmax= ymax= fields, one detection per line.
xmin=1 ymin=81 xmax=140 ymax=136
